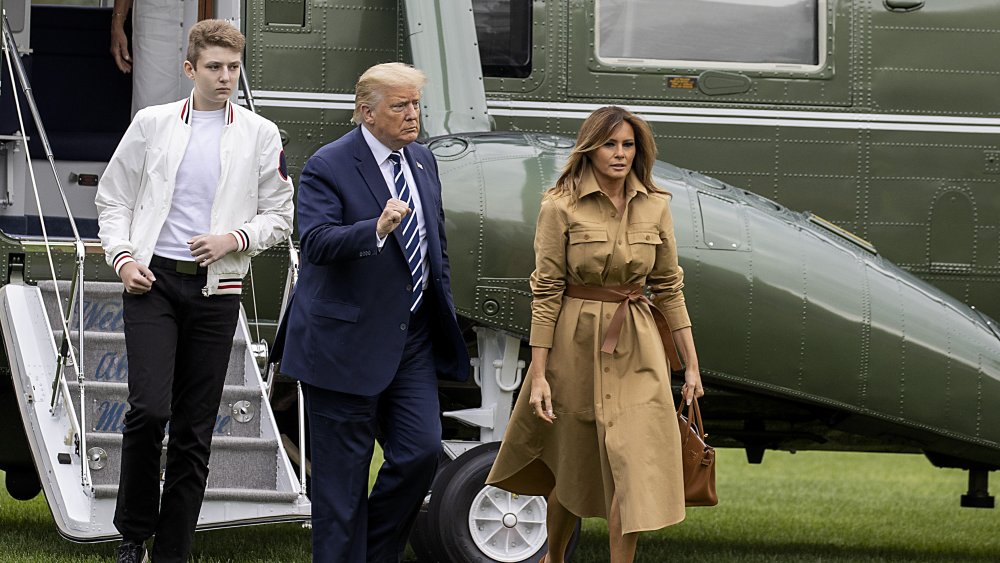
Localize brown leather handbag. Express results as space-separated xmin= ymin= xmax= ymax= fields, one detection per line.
xmin=677 ymin=397 xmax=718 ymax=506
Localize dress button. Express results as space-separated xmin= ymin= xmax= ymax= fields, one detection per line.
xmin=584 ymin=234 xmax=590 ymax=240
xmin=406 ymin=284 xmax=413 ymax=292
xmin=605 ymin=313 xmax=612 ymax=319
xmin=608 ymin=421 xmax=614 ymax=428
xmin=611 ymin=212 xmax=617 ymax=218
xmin=645 ymin=235 xmax=650 ymax=240
xmin=603 ymin=366 xmax=610 ymax=373
xmin=617 ymin=239 xmax=622 ymax=245
xmin=400 ymin=323 xmax=407 ymax=331
xmin=605 ymin=394 xmax=611 ymax=399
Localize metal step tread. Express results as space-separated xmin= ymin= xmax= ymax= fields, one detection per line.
xmin=85 ymin=432 xmax=279 ymax=450
xmin=67 ymin=380 xmax=262 ymax=399
xmin=54 ymin=329 xmax=248 ymax=345
xmin=38 ymin=279 xmax=124 ymax=294
xmin=92 ymin=485 xmax=303 ymax=502
xmin=84 ymin=434 xmax=282 ymax=489
xmin=51 ymin=327 xmax=249 ymax=386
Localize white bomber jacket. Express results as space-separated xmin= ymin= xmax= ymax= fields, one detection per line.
xmin=96 ymin=94 xmax=294 ymax=295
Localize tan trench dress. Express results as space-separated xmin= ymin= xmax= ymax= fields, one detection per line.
xmin=486 ymin=169 xmax=692 ymax=533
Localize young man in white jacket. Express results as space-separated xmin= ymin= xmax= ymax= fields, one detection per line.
xmin=95 ymin=20 xmax=294 ymax=563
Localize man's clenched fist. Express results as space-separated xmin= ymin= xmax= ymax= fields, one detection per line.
xmin=376 ymin=198 xmax=411 ymax=237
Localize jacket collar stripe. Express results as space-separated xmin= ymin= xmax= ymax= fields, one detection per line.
xmin=179 ymin=91 xmax=236 ymax=126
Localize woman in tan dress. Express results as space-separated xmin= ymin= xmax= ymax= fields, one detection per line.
xmin=486 ymin=106 xmax=705 ymax=563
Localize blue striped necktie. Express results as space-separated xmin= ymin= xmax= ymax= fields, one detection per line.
xmin=388 ymin=151 xmax=424 ymax=312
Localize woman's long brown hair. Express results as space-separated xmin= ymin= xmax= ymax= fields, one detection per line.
xmin=549 ymin=106 xmax=662 ymax=198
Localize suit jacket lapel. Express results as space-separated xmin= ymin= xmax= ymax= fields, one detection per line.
xmin=353 ymin=127 xmax=393 ymax=210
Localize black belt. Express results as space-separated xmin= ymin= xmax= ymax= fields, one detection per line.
xmin=150 ymin=255 xmax=206 ymax=275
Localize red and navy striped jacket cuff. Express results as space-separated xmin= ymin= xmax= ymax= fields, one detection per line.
xmin=228 ymin=229 xmax=250 ymax=252
xmin=112 ymin=251 xmax=135 ymax=274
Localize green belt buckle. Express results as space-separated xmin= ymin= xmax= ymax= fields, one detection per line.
xmin=176 ymin=260 xmax=199 ymax=275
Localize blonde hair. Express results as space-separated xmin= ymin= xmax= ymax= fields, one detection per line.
xmin=186 ymin=19 xmax=245 ymax=67
xmin=352 ymin=62 xmax=427 ymax=124
xmin=551 ymin=106 xmax=662 ymax=198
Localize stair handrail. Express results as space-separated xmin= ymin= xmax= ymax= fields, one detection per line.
xmin=240 ymin=61 xmax=306 ymax=497
xmin=239 ymin=62 xmax=256 ymax=113
xmin=284 ymin=240 xmax=304 ymax=496
xmin=1 ymin=11 xmax=90 ymax=487
xmin=236 ymin=62 xmax=270 ymax=359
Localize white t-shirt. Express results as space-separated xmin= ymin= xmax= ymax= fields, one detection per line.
xmin=153 ymin=108 xmax=225 ymax=261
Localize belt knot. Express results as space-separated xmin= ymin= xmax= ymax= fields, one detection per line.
xmin=563 ymin=284 xmax=683 ymax=370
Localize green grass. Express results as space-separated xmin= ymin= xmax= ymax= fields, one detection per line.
xmin=575 ymin=450 xmax=1000 ymax=563
xmin=1 ymin=448 xmax=998 ymax=562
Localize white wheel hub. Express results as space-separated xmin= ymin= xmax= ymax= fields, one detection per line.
xmin=468 ymin=485 xmax=547 ymax=562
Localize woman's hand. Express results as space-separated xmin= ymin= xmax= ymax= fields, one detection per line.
xmin=671 ymin=327 xmax=704 ymax=405
xmin=527 ymin=361 xmax=556 ymax=424
xmin=680 ymin=366 xmax=704 ymax=406
xmin=110 ymin=22 xmax=131 ymax=73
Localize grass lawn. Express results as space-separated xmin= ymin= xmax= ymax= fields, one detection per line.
xmin=1 ymin=448 xmax=998 ymax=562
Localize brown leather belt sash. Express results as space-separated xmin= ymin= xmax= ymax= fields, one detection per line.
xmin=564 ymin=284 xmax=683 ymax=371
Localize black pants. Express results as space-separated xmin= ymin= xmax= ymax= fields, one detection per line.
xmin=113 ymin=260 xmax=240 ymax=563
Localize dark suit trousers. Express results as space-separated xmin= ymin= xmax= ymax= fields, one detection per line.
xmin=114 ymin=263 xmax=240 ymax=563
xmin=304 ymin=306 xmax=441 ymax=563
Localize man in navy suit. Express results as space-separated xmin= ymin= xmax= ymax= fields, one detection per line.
xmin=279 ymin=62 xmax=469 ymax=562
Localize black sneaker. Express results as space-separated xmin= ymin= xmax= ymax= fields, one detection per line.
xmin=115 ymin=540 xmax=148 ymax=563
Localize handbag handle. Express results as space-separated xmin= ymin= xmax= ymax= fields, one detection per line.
xmin=676 ymin=397 xmax=707 ymax=444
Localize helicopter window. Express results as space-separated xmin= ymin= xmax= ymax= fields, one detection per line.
xmin=596 ymin=0 xmax=821 ymax=70
xmin=472 ymin=0 xmax=532 ymax=79
xmin=265 ymin=0 xmax=306 ymax=27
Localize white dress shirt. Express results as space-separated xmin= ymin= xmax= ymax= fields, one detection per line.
xmin=361 ymin=125 xmax=430 ymax=290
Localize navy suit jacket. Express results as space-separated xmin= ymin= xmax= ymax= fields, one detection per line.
xmin=278 ymin=126 xmax=469 ymax=395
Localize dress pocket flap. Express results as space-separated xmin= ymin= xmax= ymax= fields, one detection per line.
xmin=310 ymin=299 xmax=361 ymax=323
xmin=627 ymin=230 xmax=662 ymax=245
xmin=568 ymin=227 xmax=609 ymax=244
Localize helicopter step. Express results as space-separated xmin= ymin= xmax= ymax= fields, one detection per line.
xmin=82 ymin=433 xmax=281 ymax=491
xmin=64 ymin=380 xmax=266 ymax=439
xmin=0 ymin=279 xmax=309 ymax=541
xmin=53 ymin=331 xmax=250 ymax=387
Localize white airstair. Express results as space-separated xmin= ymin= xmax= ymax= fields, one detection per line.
xmin=0 ymin=279 xmax=309 ymax=540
